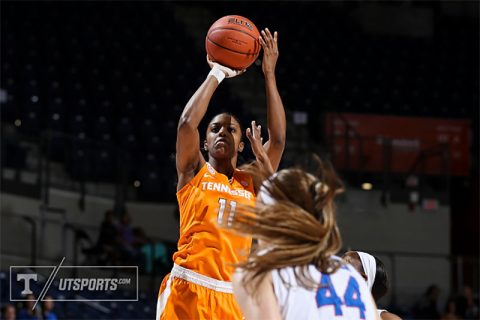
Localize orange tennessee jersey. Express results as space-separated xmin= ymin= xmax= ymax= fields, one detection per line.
xmin=174 ymin=162 xmax=256 ymax=281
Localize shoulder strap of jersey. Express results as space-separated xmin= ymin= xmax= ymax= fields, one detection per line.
xmin=235 ymin=168 xmax=256 ymax=195
xmin=177 ymin=162 xmax=209 ymax=195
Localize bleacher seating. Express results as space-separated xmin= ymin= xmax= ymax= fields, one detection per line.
xmin=1 ymin=2 xmax=477 ymax=201
xmin=1 ymin=2 xmax=251 ymax=201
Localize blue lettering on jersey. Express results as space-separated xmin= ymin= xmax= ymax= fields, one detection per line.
xmin=316 ymin=274 xmax=343 ymax=315
xmin=344 ymin=276 xmax=366 ymax=319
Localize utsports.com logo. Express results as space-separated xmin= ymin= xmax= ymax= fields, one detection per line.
xmin=11 ymin=257 xmax=138 ymax=308
xmin=57 ymin=277 xmax=131 ymax=291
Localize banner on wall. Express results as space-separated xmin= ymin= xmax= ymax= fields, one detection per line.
xmin=325 ymin=113 xmax=470 ymax=176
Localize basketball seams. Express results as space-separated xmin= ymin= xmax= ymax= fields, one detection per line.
xmin=208 ymin=26 xmax=259 ymax=42
xmin=206 ymin=37 xmax=260 ymax=56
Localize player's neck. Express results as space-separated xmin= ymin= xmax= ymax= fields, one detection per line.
xmin=208 ymin=158 xmax=235 ymax=179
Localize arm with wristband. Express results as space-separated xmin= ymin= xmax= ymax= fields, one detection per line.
xmin=176 ymin=56 xmax=244 ymax=191
xmin=207 ymin=56 xmax=246 ymax=83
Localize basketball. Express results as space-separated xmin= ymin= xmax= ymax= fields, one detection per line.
xmin=205 ymin=15 xmax=261 ymax=70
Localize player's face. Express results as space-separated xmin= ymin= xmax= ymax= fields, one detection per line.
xmin=205 ymin=114 xmax=243 ymax=160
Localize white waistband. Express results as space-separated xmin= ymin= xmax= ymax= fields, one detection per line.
xmin=171 ymin=264 xmax=233 ymax=294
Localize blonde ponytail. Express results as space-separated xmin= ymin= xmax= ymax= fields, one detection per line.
xmin=223 ymin=156 xmax=344 ymax=294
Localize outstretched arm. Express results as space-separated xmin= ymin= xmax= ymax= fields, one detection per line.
xmin=176 ymin=58 xmax=244 ymax=191
xmin=260 ymin=28 xmax=286 ymax=172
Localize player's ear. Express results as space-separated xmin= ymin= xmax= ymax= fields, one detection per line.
xmin=238 ymin=141 xmax=245 ymax=153
xmin=203 ymin=140 xmax=208 ymax=151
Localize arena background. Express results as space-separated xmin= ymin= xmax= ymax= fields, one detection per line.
xmin=1 ymin=1 xmax=478 ymax=319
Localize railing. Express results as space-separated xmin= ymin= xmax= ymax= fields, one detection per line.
xmin=39 ymin=130 xmax=130 ymax=212
xmin=407 ymin=142 xmax=451 ymax=205
xmin=326 ymin=113 xmax=392 ymax=199
xmin=2 ymin=213 xmax=38 ymax=266
xmin=0 ymin=125 xmax=42 ymax=198
xmin=333 ymin=112 xmax=366 ymax=173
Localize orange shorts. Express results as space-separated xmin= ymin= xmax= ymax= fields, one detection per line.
xmin=156 ymin=265 xmax=243 ymax=320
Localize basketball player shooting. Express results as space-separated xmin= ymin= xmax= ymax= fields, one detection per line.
xmin=156 ymin=27 xmax=286 ymax=319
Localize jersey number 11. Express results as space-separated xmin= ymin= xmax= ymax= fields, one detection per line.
xmin=217 ymin=198 xmax=237 ymax=227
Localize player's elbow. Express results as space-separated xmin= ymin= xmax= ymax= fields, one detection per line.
xmin=269 ymin=134 xmax=286 ymax=149
xmin=177 ymin=116 xmax=196 ymax=132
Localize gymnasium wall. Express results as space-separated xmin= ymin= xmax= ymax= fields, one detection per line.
xmin=336 ymin=190 xmax=450 ymax=307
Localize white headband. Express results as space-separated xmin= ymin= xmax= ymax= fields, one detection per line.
xmin=258 ymin=181 xmax=276 ymax=205
xmin=357 ymin=251 xmax=376 ymax=291
xmin=258 ymin=172 xmax=280 ymax=206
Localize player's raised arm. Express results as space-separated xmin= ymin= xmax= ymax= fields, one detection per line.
xmin=176 ymin=57 xmax=244 ymax=191
xmin=260 ymin=28 xmax=286 ymax=172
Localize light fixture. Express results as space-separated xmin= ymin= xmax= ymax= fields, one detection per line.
xmin=361 ymin=182 xmax=373 ymax=191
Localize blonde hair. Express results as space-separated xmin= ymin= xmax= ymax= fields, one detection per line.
xmin=226 ymin=156 xmax=344 ymax=294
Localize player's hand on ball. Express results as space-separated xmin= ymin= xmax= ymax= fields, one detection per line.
xmin=259 ymin=28 xmax=278 ymax=75
xmin=207 ymin=55 xmax=246 ymax=78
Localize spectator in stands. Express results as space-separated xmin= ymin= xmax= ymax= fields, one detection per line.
xmin=117 ymin=211 xmax=144 ymax=265
xmin=17 ymin=294 xmax=40 ymax=320
xmin=343 ymin=251 xmax=402 ymax=320
xmin=118 ymin=211 xmax=135 ymax=261
xmin=95 ymin=209 xmax=122 ymax=265
xmin=456 ymin=285 xmax=479 ymax=319
xmin=132 ymin=226 xmax=150 ymax=248
xmin=1 ymin=303 xmax=16 ymax=320
xmin=440 ymin=297 xmax=461 ymax=320
xmin=42 ymin=296 xmax=58 ymax=320
xmin=132 ymin=226 xmax=150 ymax=272
xmin=412 ymin=284 xmax=441 ymax=319
xmin=118 ymin=211 xmax=134 ymax=246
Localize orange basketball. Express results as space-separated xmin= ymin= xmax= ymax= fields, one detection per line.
xmin=206 ymin=15 xmax=261 ymax=70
